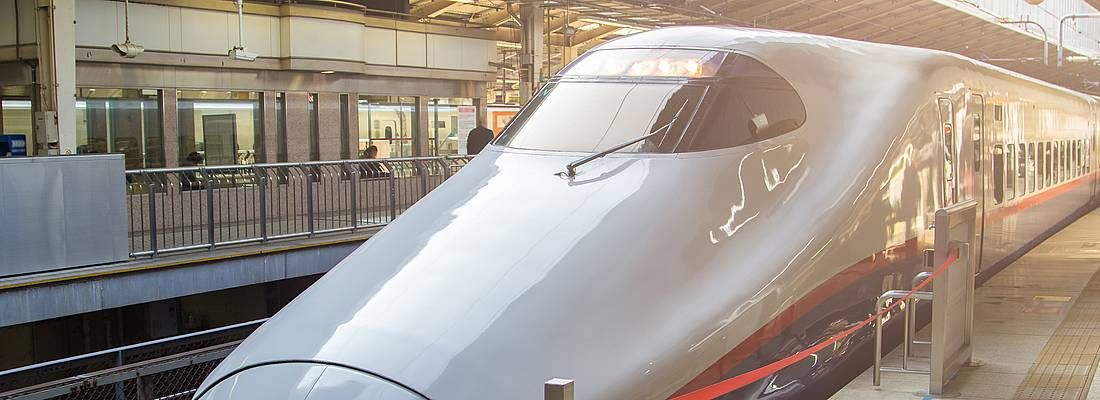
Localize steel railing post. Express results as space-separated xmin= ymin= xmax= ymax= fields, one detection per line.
xmin=146 ymin=172 xmax=159 ymax=257
xmin=305 ymin=165 xmax=315 ymax=237
xmin=348 ymin=162 xmax=359 ymax=229
xmin=257 ymin=166 xmax=268 ymax=243
xmin=417 ymin=159 xmax=429 ymax=197
xmin=206 ymin=169 xmax=216 ymax=251
xmin=439 ymin=157 xmax=452 ymax=179
xmin=385 ymin=161 xmax=397 ymax=221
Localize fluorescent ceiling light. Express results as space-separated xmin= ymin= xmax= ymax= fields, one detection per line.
xmin=320 ymin=70 xmax=335 ymax=74
xmin=578 ymin=22 xmax=601 ymax=31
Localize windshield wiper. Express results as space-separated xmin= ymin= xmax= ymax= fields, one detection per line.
xmin=560 ymin=99 xmax=690 ymax=178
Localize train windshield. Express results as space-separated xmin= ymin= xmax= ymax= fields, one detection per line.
xmin=495 ymin=50 xmax=806 ymax=153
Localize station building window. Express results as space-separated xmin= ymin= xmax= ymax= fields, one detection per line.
xmin=177 ymin=91 xmax=262 ymax=166
xmin=428 ymin=97 xmax=476 ymax=155
xmin=1 ymin=96 xmax=33 ymax=155
xmin=358 ymin=95 xmax=416 ymax=158
xmin=75 ymin=88 xmax=163 ymax=169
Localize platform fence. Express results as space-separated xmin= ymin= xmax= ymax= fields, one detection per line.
xmin=124 ymin=156 xmax=473 ymax=257
xmin=0 ymin=320 xmax=266 ymax=400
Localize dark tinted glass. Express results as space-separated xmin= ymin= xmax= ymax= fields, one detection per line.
xmin=678 ymin=55 xmax=806 ymax=152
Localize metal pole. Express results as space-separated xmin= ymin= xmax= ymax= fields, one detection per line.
xmin=874 ymin=301 xmax=884 ymax=386
xmin=348 ymin=161 xmax=359 ymax=229
xmin=544 ymin=379 xmax=574 ymax=400
xmin=146 ymin=173 xmax=158 ymax=256
xmin=256 ymin=166 xmax=267 ymax=242
xmin=999 ymin=20 xmax=1048 ymax=66
xmin=305 ymin=165 xmax=315 ymax=237
xmin=206 ymin=169 xmax=215 ymax=250
xmin=1058 ymin=14 xmax=1100 ymax=67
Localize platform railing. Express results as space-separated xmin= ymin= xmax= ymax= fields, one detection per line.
xmin=0 ymin=319 xmax=267 ymax=400
xmin=125 ymin=156 xmax=473 ymax=258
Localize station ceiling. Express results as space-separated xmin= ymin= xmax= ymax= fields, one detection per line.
xmin=405 ymin=0 xmax=1100 ymax=96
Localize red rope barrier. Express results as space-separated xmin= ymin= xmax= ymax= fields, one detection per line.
xmin=671 ymin=250 xmax=961 ymax=400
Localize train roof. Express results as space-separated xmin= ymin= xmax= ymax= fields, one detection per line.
xmin=598 ymin=26 xmax=1096 ymax=104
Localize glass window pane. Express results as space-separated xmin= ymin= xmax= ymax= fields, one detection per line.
xmin=177 ymin=90 xmax=261 ymax=166
xmin=358 ymin=95 xmax=416 ymax=158
xmin=308 ymin=93 xmax=319 ymax=161
xmin=76 ymin=88 xmax=163 ymax=168
xmin=428 ymin=97 xmax=474 ymax=156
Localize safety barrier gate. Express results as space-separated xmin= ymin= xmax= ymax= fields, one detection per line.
xmin=874 ymin=200 xmax=978 ymax=395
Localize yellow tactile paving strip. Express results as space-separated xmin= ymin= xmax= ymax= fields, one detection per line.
xmin=1014 ymin=273 xmax=1100 ymax=400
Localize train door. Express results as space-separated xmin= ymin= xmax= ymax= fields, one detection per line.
xmin=966 ymin=93 xmax=986 ymax=273
xmin=936 ymin=92 xmax=984 ymax=272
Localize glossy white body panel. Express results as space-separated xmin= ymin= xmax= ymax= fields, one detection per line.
xmin=197 ymin=27 xmax=1099 ymax=399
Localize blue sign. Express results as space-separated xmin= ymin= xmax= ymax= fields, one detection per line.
xmin=0 ymin=134 xmax=27 ymax=157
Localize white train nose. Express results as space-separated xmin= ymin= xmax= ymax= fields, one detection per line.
xmin=196 ymin=361 xmax=425 ymax=400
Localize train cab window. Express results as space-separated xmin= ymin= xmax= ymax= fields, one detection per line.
xmin=678 ymin=56 xmax=807 ymax=152
xmin=1005 ymin=144 xmax=1016 ymax=200
xmin=1027 ymin=143 xmax=1036 ymax=193
xmin=992 ymin=145 xmax=1004 ymax=204
xmin=497 ymin=82 xmax=703 ymax=153
xmin=497 ymin=50 xmax=806 ymax=154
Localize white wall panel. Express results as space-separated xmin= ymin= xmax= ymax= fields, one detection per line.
xmin=179 ymin=8 xmax=231 ymax=55
xmin=427 ymin=34 xmax=463 ymax=70
xmin=364 ymin=27 xmax=397 ymax=65
xmin=233 ymin=14 xmax=279 ymax=57
xmin=74 ymin=0 xmax=119 ymax=48
xmin=0 ymin=0 xmax=37 ymax=46
xmin=128 ymin=3 xmax=172 ymax=51
xmin=287 ymin=17 xmax=363 ymax=61
xmin=397 ymin=31 xmax=427 ymax=67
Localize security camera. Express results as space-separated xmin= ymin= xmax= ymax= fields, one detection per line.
xmin=229 ymin=47 xmax=258 ymax=62
xmin=111 ymin=40 xmax=144 ymax=58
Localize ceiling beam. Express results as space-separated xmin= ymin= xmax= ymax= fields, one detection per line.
xmin=470 ymin=5 xmax=515 ymax=26
xmin=411 ymin=0 xmax=462 ymax=18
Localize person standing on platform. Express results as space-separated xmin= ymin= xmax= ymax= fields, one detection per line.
xmin=466 ymin=124 xmax=494 ymax=155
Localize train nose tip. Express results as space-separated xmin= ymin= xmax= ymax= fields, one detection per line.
xmin=197 ymin=362 xmax=425 ymax=400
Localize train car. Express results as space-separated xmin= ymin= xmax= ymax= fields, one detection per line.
xmin=192 ymin=26 xmax=1098 ymax=400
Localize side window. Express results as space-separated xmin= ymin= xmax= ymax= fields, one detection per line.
xmin=992 ymin=144 xmax=1004 ymax=204
xmin=937 ymin=99 xmax=957 ymax=205
xmin=680 ymin=56 xmax=806 ymax=152
xmin=1028 ymin=143 xmax=1036 ymax=193
xmin=1017 ymin=144 xmax=1026 ymax=195
xmin=1006 ymin=144 xmax=1014 ymax=199
xmin=1037 ymin=142 xmax=1045 ymax=189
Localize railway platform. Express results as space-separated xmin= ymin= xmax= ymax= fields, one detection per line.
xmin=833 ymin=208 xmax=1100 ymax=400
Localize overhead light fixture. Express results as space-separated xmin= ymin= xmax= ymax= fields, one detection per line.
xmin=561 ymin=26 xmax=579 ymax=36
xmin=578 ymin=22 xmax=601 ymax=31
xmin=112 ymin=0 xmax=145 ymax=58
xmin=88 ymin=88 xmax=96 ymax=92
xmin=228 ymin=0 xmax=257 ymax=62
xmin=320 ymin=70 xmax=335 ymax=74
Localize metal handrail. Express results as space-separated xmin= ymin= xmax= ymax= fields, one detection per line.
xmin=0 ymin=319 xmax=267 ymax=379
xmin=124 ymin=155 xmax=474 ymax=257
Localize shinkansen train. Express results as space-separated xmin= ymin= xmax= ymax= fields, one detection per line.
xmin=193 ymin=26 xmax=1099 ymax=399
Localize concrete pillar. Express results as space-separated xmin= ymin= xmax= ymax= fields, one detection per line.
xmin=345 ymin=94 xmax=359 ymax=159
xmin=316 ymin=92 xmax=342 ymax=161
xmin=261 ymin=91 xmax=278 ymax=164
xmin=415 ymin=96 xmax=429 ymax=157
xmin=161 ymin=90 xmax=179 ymax=167
xmin=518 ymin=2 xmax=544 ymax=102
xmin=33 ymin=0 xmax=76 ymax=155
xmin=284 ymin=92 xmax=310 ymax=162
